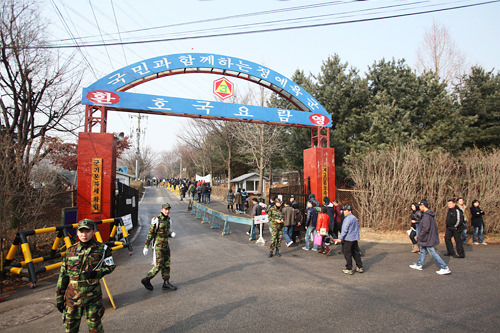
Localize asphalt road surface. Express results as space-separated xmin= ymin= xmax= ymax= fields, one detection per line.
xmin=1 ymin=187 xmax=499 ymax=332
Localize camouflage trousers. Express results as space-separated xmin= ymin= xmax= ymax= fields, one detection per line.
xmin=147 ymin=246 xmax=171 ymax=280
xmin=269 ymin=223 xmax=283 ymax=251
xmin=63 ymin=300 xmax=104 ymax=333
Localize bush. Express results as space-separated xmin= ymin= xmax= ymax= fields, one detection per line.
xmin=347 ymin=145 xmax=500 ymax=233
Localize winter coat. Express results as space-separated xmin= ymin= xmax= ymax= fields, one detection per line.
xmin=324 ymin=203 xmax=335 ymax=231
xmin=316 ymin=212 xmax=329 ymax=232
xmin=227 ymin=191 xmax=235 ymax=205
xmin=446 ymin=207 xmax=465 ymax=229
xmin=470 ymin=206 xmax=485 ymax=228
xmin=305 ymin=207 xmax=318 ymax=228
xmin=334 ymin=205 xmax=342 ymax=224
xmin=417 ymin=210 xmax=440 ymax=247
xmin=410 ymin=210 xmax=423 ymax=229
xmin=250 ymin=203 xmax=262 ymax=218
xmin=235 ymin=192 xmax=242 ymax=205
xmin=282 ymin=206 xmax=296 ymax=227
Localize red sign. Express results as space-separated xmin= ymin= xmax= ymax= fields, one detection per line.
xmin=86 ymin=90 xmax=120 ymax=105
xmin=213 ymin=77 xmax=234 ymax=99
xmin=309 ymin=114 xmax=330 ymax=126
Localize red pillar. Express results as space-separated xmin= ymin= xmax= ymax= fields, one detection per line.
xmin=77 ymin=132 xmax=116 ymax=241
xmin=303 ymin=147 xmax=336 ymax=205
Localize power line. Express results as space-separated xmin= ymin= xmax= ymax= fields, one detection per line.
xmin=110 ymin=0 xmax=128 ymax=65
xmin=88 ymin=0 xmax=114 ymax=70
xmin=30 ymin=0 xmax=500 ymax=49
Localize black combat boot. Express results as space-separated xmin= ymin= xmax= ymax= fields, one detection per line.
xmin=162 ymin=280 xmax=178 ymax=291
xmin=268 ymin=251 xmax=273 ymax=258
xmin=141 ymin=277 xmax=153 ymax=290
xmin=275 ymin=249 xmax=281 ymax=257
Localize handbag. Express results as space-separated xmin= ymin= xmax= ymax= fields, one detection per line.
xmin=314 ymin=233 xmax=323 ymax=246
xmin=319 ymin=228 xmax=327 ymax=236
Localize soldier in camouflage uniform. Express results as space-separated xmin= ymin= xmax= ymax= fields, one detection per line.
xmin=268 ymin=199 xmax=284 ymax=258
xmin=141 ymin=203 xmax=178 ymax=291
xmin=56 ymin=219 xmax=116 ymax=333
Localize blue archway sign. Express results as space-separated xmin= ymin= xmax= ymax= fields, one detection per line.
xmin=82 ymin=53 xmax=331 ymax=128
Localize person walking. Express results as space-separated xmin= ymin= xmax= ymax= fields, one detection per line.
xmin=409 ymin=203 xmax=422 ymax=253
xmin=227 ymin=189 xmax=235 ymax=213
xmin=235 ymin=189 xmax=242 ymax=213
xmin=409 ymin=200 xmax=451 ymax=275
xmin=303 ymin=201 xmax=319 ymax=251
xmin=332 ymin=200 xmax=342 ymax=241
xmin=268 ymin=199 xmax=284 ymax=257
xmin=470 ymin=200 xmax=487 ymax=245
xmin=317 ymin=206 xmax=332 ymax=256
xmin=457 ymin=198 xmax=468 ymax=244
xmin=141 ymin=203 xmax=178 ymax=291
xmin=56 ymin=219 xmax=116 ymax=332
xmin=333 ymin=204 xmax=363 ymax=275
xmin=282 ymin=201 xmax=295 ymax=247
xmin=444 ymin=199 xmax=466 ymax=258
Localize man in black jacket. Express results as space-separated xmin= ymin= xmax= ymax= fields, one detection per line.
xmin=444 ymin=199 xmax=466 ymax=258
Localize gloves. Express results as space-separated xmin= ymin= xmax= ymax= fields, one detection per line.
xmin=143 ymin=247 xmax=149 ymax=256
xmin=82 ymin=270 xmax=97 ymax=280
xmin=56 ymin=297 xmax=65 ymax=313
xmin=170 ymin=232 xmax=176 ymax=238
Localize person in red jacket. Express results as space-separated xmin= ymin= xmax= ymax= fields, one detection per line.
xmin=317 ymin=206 xmax=332 ymax=255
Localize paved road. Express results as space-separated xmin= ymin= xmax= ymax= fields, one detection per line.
xmin=1 ymin=187 xmax=499 ymax=332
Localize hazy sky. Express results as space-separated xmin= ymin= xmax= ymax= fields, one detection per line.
xmin=42 ymin=0 xmax=500 ymax=152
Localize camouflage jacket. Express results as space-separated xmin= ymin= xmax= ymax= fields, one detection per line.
xmin=56 ymin=239 xmax=115 ymax=307
xmin=268 ymin=205 xmax=283 ymax=226
xmin=145 ymin=214 xmax=172 ymax=249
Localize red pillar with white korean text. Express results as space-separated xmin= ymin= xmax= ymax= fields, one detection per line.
xmin=77 ymin=132 xmax=116 ymax=241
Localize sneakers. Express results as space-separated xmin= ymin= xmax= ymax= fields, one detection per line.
xmin=355 ymin=267 xmax=364 ymax=273
xmin=436 ymin=268 xmax=451 ymax=275
xmin=481 ymin=242 xmax=488 ymax=245
xmin=246 ymin=231 xmax=250 ymax=235
xmin=343 ymin=269 xmax=353 ymax=275
xmin=473 ymin=242 xmax=479 ymax=245
xmin=311 ymin=248 xmax=318 ymax=252
xmin=286 ymin=241 xmax=293 ymax=247
xmin=409 ymin=264 xmax=423 ymax=271
xmin=302 ymin=246 xmax=310 ymax=251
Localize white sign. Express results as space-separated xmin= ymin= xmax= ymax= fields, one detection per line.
xmin=121 ymin=214 xmax=133 ymax=231
xmin=254 ymin=215 xmax=269 ymax=224
xmin=126 ymin=198 xmax=132 ymax=205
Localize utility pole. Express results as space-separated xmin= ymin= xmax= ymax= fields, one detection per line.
xmin=129 ymin=114 xmax=147 ymax=180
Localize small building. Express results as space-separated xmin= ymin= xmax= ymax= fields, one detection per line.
xmin=230 ymin=172 xmax=269 ymax=194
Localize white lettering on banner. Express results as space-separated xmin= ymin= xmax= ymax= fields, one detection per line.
xmin=217 ymin=57 xmax=232 ymax=68
xmin=277 ymin=110 xmax=293 ymax=122
xmin=153 ymin=57 xmax=172 ymax=69
xmin=193 ymin=101 xmax=214 ymax=115
xmin=88 ymin=91 xmax=118 ymax=105
xmin=291 ymin=85 xmax=303 ymax=97
xmin=235 ymin=60 xmax=252 ymax=73
xmin=254 ymin=215 xmax=269 ymax=224
xmin=275 ymin=76 xmax=288 ymax=88
xmin=200 ymin=55 xmax=215 ymax=66
xmin=107 ymin=73 xmax=126 ymax=85
xmin=179 ymin=55 xmax=194 ymax=66
xmin=307 ymin=97 xmax=319 ymax=110
xmin=234 ymin=106 xmax=254 ymax=117
xmin=148 ymin=98 xmax=172 ymax=110
xmin=257 ymin=67 xmax=270 ymax=79
xmin=131 ymin=62 xmax=151 ymax=75
xmin=311 ymin=114 xmax=326 ymax=126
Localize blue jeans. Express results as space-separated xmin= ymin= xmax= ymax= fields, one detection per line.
xmin=283 ymin=226 xmax=293 ymax=244
xmin=473 ymin=224 xmax=484 ymax=243
xmin=417 ymin=246 xmax=448 ymax=270
xmin=462 ymin=222 xmax=468 ymax=243
xmin=305 ymin=227 xmax=318 ymax=250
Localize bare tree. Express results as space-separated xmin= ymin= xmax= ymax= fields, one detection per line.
xmin=0 ymin=0 xmax=82 ymax=234
xmin=120 ymin=146 xmax=157 ymax=179
xmin=416 ymin=20 xmax=466 ymax=85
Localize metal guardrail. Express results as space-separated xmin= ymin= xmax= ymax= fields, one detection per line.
xmin=190 ymin=202 xmax=256 ymax=240
xmin=2 ymin=217 xmax=132 ymax=288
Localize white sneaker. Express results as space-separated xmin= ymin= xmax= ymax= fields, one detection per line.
xmin=473 ymin=242 xmax=479 ymax=245
xmin=286 ymin=241 xmax=293 ymax=247
xmin=409 ymin=264 xmax=423 ymax=271
xmin=436 ymin=268 xmax=451 ymax=275
xmin=302 ymin=247 xmax=310 ymax=251
xmin=311 ymin=248 xmax=318 ymax=252
xmin=246 ymin=232 xmax=250 ymax=235
xmin=481 ymin=242 xmax=488 ymax=245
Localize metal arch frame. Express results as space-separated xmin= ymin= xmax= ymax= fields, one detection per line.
xmin=82 ymin=53 xmax=331 ymax=146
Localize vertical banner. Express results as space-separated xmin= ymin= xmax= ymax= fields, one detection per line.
xmin=321 ymin=166 xmax=328 ymax=200
xmin=91 ymin=158 xmax=103 ymax=213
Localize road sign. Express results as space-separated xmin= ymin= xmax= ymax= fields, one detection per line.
xmin=213 ymin=77 xmax=234 ymax=99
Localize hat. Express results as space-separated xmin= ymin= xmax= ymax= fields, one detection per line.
xmin=418 ymin=200 xmax=429 ymax=208
xmin=290 ymin=195 xmax=295 ymax=198
xmin=275 ymin=198 xmax=282 ymax=204
xmin=161 ymin=203 xmax=171 ymax=209
xmin=343 ymin=204 xmax=353 ymax=211
xmin=78 ymin=219 xmax=94 ymax=230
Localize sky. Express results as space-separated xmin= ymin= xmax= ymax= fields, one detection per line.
xmin=41 ymin=0 xmax=500 ymax=153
